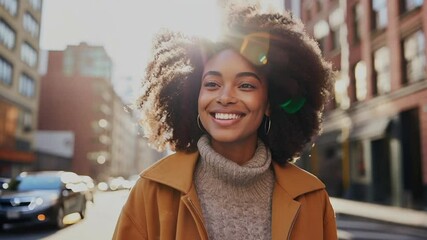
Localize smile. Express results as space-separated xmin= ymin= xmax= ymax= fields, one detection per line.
xmin=213 ymin=113 xmax=243 ymax=120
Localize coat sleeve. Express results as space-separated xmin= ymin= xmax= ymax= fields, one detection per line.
xmin=323 ymin=191 xmax=338 ymax=240
xmin=113 ymin=179 xmax=148 ymax=240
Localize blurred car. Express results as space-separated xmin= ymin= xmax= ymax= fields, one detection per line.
xmin=79 ymin=175 xmax=95 ymax=203
xmin=0 ymin=171 xmax=87 ymax=230
xmin=108 ymin=177 xmax=129 ymax=191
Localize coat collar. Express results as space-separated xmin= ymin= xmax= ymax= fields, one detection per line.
xmin=141 ymin=151 xmax=325 ymax=198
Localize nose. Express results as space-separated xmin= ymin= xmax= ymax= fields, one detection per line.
xmin=216 ymin=87 xmax=237 ymax=105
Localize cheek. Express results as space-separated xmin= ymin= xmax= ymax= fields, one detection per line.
xmin=198 ymin=89 xmax=209 ymax=110
xmin=246 ymin=93 xmax=269 ymax=112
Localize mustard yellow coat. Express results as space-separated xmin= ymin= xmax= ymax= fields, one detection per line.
xmin=113 ymin=152 xmax=338 ymax=240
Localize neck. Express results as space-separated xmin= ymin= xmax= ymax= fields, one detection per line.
xmin=210 ymin=136 xmax=258 ymax=165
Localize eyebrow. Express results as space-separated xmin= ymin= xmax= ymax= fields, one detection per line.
xmin=202 ymin=71 xmax=261 ymax=82
xmin=202 ymin=71 xmax=222 ymax=80
xmin=235 ymin=72 xmax=261 ymax=81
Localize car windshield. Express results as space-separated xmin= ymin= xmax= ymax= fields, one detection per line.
xmin=8 ymin=176 xmax=61 ymax=191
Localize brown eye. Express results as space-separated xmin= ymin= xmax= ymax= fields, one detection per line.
xmin=239 ymin=83 xmax=255 ymax=89
xmin=203 ymin=81 xmax=219 ymax=88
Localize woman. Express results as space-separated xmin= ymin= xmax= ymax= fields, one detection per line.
xmin=114 ymin=5 xmax=337 ymax=240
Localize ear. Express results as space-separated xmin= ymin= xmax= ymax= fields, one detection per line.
xmin=265 ymin=102 xmax=271 ymax=117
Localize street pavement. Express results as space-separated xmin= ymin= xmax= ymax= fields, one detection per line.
xmin=337 ymin=214 xmax=427 ymax=240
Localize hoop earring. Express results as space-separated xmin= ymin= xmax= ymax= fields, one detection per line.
xmin=264 ymin=116 xmax=271 ymax=135
xmin=197 ymin=114 xmax=204 ymax=132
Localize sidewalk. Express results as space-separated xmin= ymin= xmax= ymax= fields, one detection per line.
xmin=330 ymin=197 xmax=427 ymax=228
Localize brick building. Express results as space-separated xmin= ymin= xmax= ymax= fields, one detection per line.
xmin=287 ymin=0 xmax=427 ymax=210
xmin=38 ymin=43 xmax=114 ymax=180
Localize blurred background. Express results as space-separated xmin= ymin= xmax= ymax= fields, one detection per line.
xmin=0 ymin=0 xmax=426 ymax=239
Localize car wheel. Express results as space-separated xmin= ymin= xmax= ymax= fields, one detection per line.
xmin=55 ymin=207 xmax=65 ymax=229
xmin=79 ymin=201 xmax=86 ymax=219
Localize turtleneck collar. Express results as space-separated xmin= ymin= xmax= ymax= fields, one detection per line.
xmin=196 ymin=135 xmax=272 ymax=186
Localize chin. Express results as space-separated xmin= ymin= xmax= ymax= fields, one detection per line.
xmin=208 ymin=131 xmax=257 ymax=145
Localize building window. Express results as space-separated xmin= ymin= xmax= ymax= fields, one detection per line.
xmin=374 ymin=46 xmax=391 ymax=95
xmin=28 ymin=0 xmax=42 ymax=11
xmin=329 ymin=8 xmax=343 ymax=51
xmin=19 ymin=73 xmax=35 ymax=97
xmin=403 ymin=30 xmax=426 ymax=83
xmin=354 ymin=61 xmax=367 ymax=101
xmin=401 ymin=0 xmax=424 ymax=13
xmin=0 ymin=0 xmax=18 ymax=16
xmin=0 ymin=56 xmax=13 ymax=86
xmin=0 ymin=20 xmax=16 ymax=49
xmin=21 ymin=43 xmax=37 ymax=67
xmin=0 ymin=100 xmax=19 ymax=149
xmin=372 ymin=0 xmax=388 ymax=30
xmin=20 ymin=111 xmax=32 ymax=132
xmin=316 ymin=0 xmax=323 ymax=13
xmin=23 ymin=12 xmax=39 ymax=38
xmin=305 ymin=7 xmax=311 ymax=22
xmin=331 ymin=27 xmax=340 ymax=50
xmin=353 ymin=3 xmax=363 ymax=43
xmin=350 ymin=140 xmax=366 ymax=180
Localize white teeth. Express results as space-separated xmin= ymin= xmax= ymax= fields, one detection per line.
xmin=215 ymin=113 xmax=241 ymax=120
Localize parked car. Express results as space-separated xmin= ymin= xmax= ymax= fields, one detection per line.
xmin=0 ymin=171 xmax=87 ymax=230
xmin=79 ymin=175 xmax=95 ymax=203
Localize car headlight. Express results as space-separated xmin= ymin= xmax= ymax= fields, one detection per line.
xmin=28 ymin=194 xmax=59 ymax=210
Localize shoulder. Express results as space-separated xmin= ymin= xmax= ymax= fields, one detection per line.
xmin=273 ymin=162 xmax=326 ymax=198
xmin=138 ymin=151 xmax=199 ymax=193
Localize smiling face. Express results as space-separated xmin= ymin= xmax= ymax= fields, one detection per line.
xmin=198 ymin=49 xmax=270 ymax=149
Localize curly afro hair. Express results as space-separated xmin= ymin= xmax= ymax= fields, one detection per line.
xmin=137 ymin=5 xmax=335 ymax=164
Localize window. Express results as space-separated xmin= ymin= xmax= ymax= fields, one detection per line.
xmin=403 ymin=30 xmax=426 ymax=83
xmin=372 ymin=0 xmax=388 ymax=30
xmin=305 ymin=8 xmax=311 ymax=22
xmin=19 ymin=73 xmax=35 ymax=97
xmin=0 ymin=0 xmax=18 ymax=16
xmin=353 ymin=3 xmax=363 ymax=43
xmin=331 ymin=28 xmax=340 ymax=50
xmin=0 ymin=56 xmax=12 ymax=85
xmin=28 ymin=0 xmax=42 ymax=11
xmin=316 ymin=0 xmax=323 ymax=13
xmin=401 ymin=0 xmax=423 ymax=13
xmin=354 ymin=61 xmax=367 ymax=101
xmin=0 ymin=100 xmax=19 ymax=149
xmin=374 ymin=47 xmax=391 ymax=95
xmin=329 ymin=8 xmax=343 ymax=51
xmin=20 ymin=111 xmax=32 ymax=132
xmin=23 ymin=12 xmax=39 ymax=38
xmin=350 ymin=140 xmax=367 ymax=180
xmin=0 ymin=20 xmax=16 ymax=49
xmin=21 ymin=43 xmax=37 ymax=67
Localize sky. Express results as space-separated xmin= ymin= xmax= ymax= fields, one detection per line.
xmin=40 ymin=0 xmax=283 ymax=101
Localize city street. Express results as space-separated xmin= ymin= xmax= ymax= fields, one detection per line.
xmin=337 ymin=214 xmax=427 ymax=240
xmin=1 ymin=189 xmax=427 ymax=240
xmin=0 ymin=190 xmax=128 ymax=240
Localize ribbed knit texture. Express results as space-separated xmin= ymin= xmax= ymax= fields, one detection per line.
xmin=195 ymin=135 xmax=275 ymax=240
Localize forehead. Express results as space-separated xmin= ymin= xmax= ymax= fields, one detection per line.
xmin=203 ymin=49 xmax=258 ymax=72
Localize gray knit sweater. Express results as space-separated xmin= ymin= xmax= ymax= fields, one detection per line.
xmin=195 ymin=135 xmax=275 ymax=240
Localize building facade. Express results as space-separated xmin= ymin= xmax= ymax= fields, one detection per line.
xmin=110 ymin=95 xmax=137 ymax=178
xmin=291 ymin=0 xmax=427 ymax=210
xmin=38 ymin=43 xmax=114 ymax=181
xmin=0 ymin=0 xmax=43 ymax=177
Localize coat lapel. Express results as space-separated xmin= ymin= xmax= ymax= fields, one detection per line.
xmin=271 ymin=162 xmax=326 ymax=239
xmin=272 ymin=182 xmax=301 ymax=240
